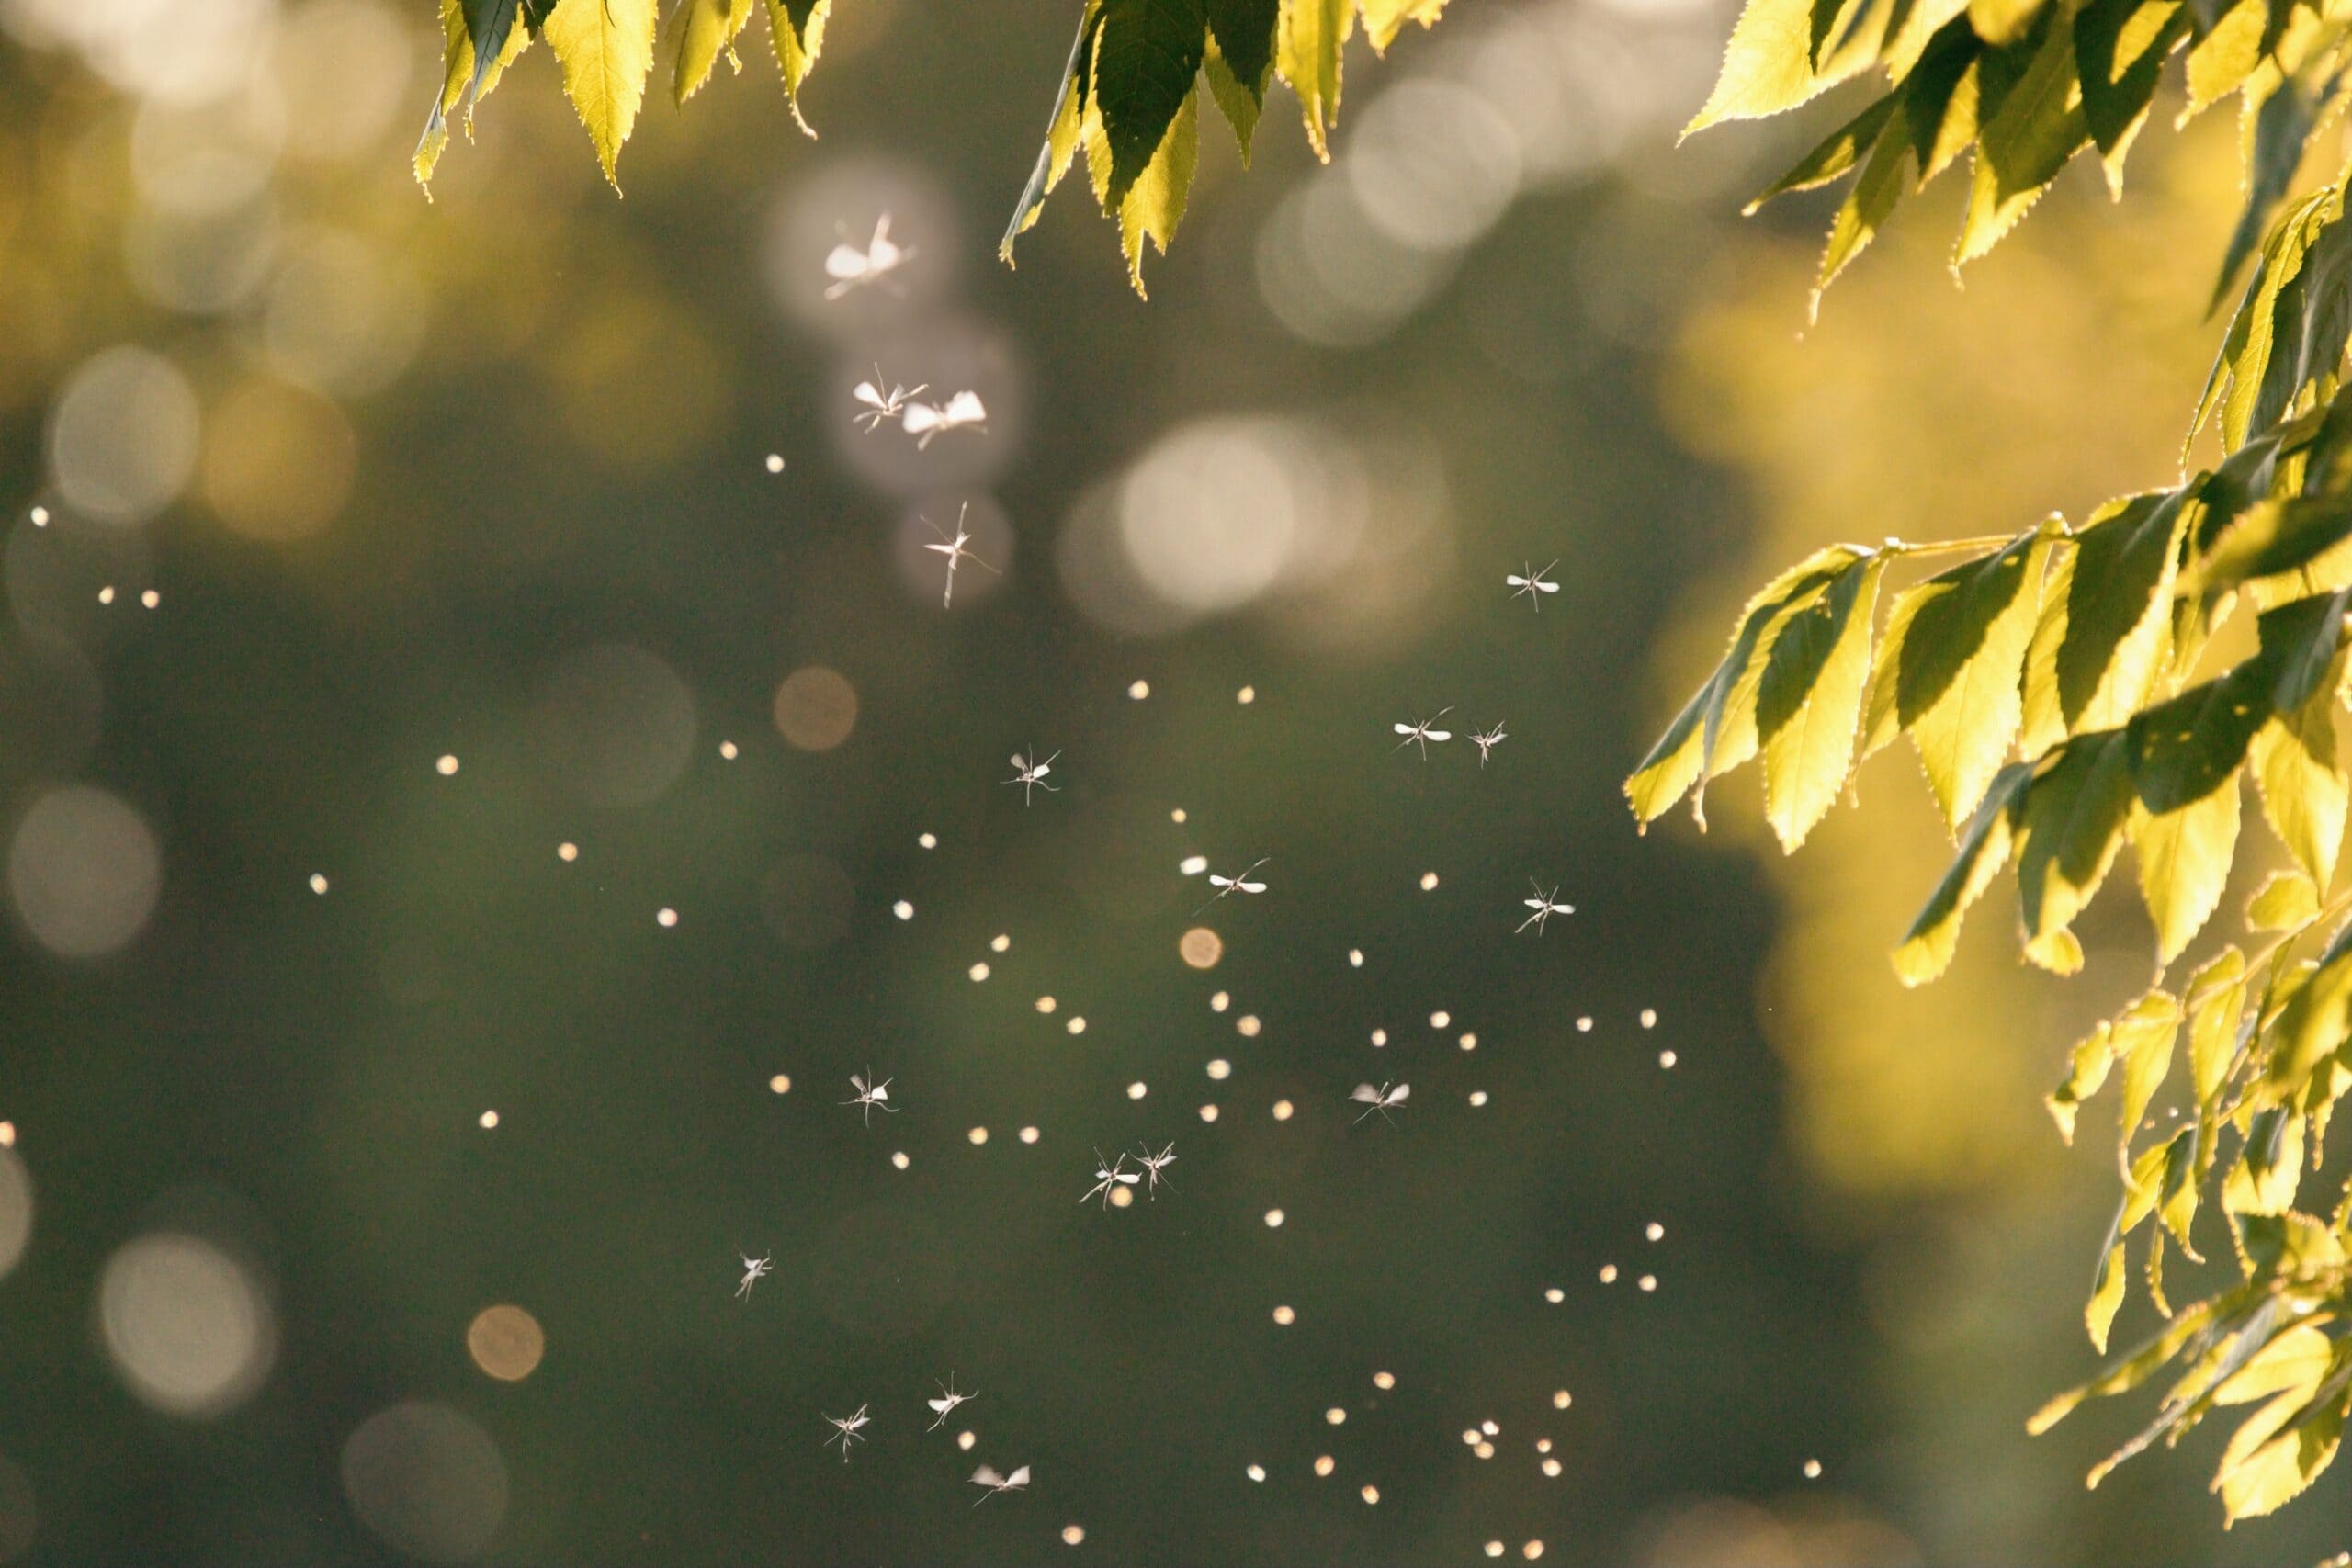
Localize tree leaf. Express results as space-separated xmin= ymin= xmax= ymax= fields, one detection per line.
xmin=415 ymin=0 xmax=535 ymax=187
xmin=2017 ymin=729 xmax=2136 ymax=971
xmin=2088 ymin=1206 xmax=2132 ymax=1352
xmin=2213 ymin=1323 xmax=2335 ymax=1405
xmin=1115 ymin=87 xmax=1199 ymax=296
xmin=2184 ymin=0 xmax=2265 ymax=117
xmin=2214 ymin=1362 xmax=2351 ymax=1524
xmin=2075 ymin=0 xmax=2188 ymax=195
xmin=2187 ymin=945 xmax=2248 ymax=1109
xmin=675 ymin=0 xmax=755 ymax=103
xmin=2049 ymin=491 xmax=2194 ymax=737
xmin=2129 ymin=663 xmax=2274 ymax=814
xmin=1745 ymin=90 xmax=1901 ymax=212
xmin=1202 ymin=28 xmax=1264 ymax=157
xmin=2030 ymin=1290 xmax=2234 ymax=1433
xmin=1626 ymin=547 xmax=1867 ymax=828
xmin=1814 ymin=97 xmax=1914 ymax=309
xmin=2211 ymin=68 xmax=2330 ymax=314
xmin=2131 ymin=775 xmax=2242 ymax=964
xmin=1001 ymin=3 xmax=1102 ymax=263
xmin=2050 ymin=987 xmax=2175 ymax=1142
xmin=1684 ymin=0 xmax=1881 ymax=137
xmin=2249 ymin=868 xmax=2323 ymax=930
xmin=1879 ymin=526 xmax=2057 ymax=829
xmin=1206 ymin=0 xmax=1277 ymax=86
xmin=1968 ymin=0 xmax=2048 ymax=44
xmin=1275 ymin=0 xmax=1352 ymax=158
xmin=2251 ymin=692 xmax=2348 ymax=888
xmin=1094 ymin=0 xmax=1206 ymax=205
xmin=1894 ymin=760 xmax=2030 ymax=983
xmin=762 ymin=0 xmax=831 ymax=133
xmin=544 ymin=0 xmax=661 ymax=187
xmin=1358 ymin=0 xmax=1446 ymax=51
xmin=1958 ymin=13 xmax=2090 ymax=264
xmin=1759 ymin=557 xmax=1886 ymax=850
xmin=2118 ymin=991 xmax=2184 ymax=1151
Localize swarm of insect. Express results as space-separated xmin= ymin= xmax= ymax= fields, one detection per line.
xmin=923 ymin=503 xmax=1001 ymax=608
xmin=852 ymin=367 xmax=927 ymax=432
xmin=1080 ymin=1149 xmax=1141 ymax=1208
xmin=824 ymin=214 xmax=915 ymax=299
xmin=1193 ymin=858 xmax=1269 ymax=915
xmin=1507 ymin=560 xmax=1560 ymax=609
xmin=1007 ymin=749 xmax=1059 ymax=806
xmin=823 ymin=1403 xmax=873 ymax=1461
xmin=1135 ymin=1141 xmax=1178 ymax=1198
xmin=1393 ymin=707 xmax=1454 ymax=760
xmin=843 ymin=1070 xmax=899 ymax=1125
xmin=970 ymin=1463 xmax=1031 ymax=1503
xmin=1517 ymin=881 xmax=1576 ymax=935
xmin=926 ymin=1375 xmax=977 ymax=1432
xmin=902 ymin=389 xmax=988 ymax=449
xmin=1351 ymin=1081 xmax=1411 ymax=1123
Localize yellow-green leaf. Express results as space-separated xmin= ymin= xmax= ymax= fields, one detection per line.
xmin=2088 ymin=1224 xmax=2131 ymax=1353
xmin=2250 ymin=868 xmax=2323 ymax=931
xmin=764 ymin=0 xmax=832 ymax=134
xmin=2017 ymin=729 xmax=2135 ymax=971
xmin=1957 ymin=12 xmax=2090 ymax=264
xmin=545 ymin=0 xmax=661 ymax=187
xmin=1881 ymin=526 xmax=2057 ymax=830
xmin=2214 ymin=1324 xmax=2335 ymax=1405
xmin=1115 ymin=89 xmax=1199 ymax=296
xmin=1275 ymin=0 xmax=1352 ymax=158
xmin=1001 ymin=4 xmax=1101 ymax=263
xmin=2130 ymin=777 xmax=2242 ymax=964
xmin=2117 ymin=991 xmax=2184 ymax=1152
xmin=675 ymin=0 xmax=754 ymax=102
xmin=1894 ymin=760 xmax=2030 ymax=984
xmin=1968 ymin=0 xmax=2048 ymax=44
xmin=1358 ymin=0 xmax=1445 ymax=51
xmin=2214 ymin=1366 xmax=2350 ymax=1524
xmin=1683 ymin=0 xmax=1882 ymax=137
xmin=2251 ymin=697 xmax=2348 ymax=888
xmin=2184 ymin=0 xmax=2265 ymax=116
xmin=1758 ymin=557 xmax=1885 ymax=850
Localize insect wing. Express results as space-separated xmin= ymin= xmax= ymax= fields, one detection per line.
xmin=1385 ymin=1084 xmax=1410 ymax=1107
xmin=972 ymin=1465 xmax=1003 ymax=1487
xmin=1002 ymin=1466 xmax=1030 ymax=1488
xmin=1533 ymin=579 xmax=1560 ymax=593
xmin=943 ymin=389 xmax=987 ymax=423
xmin=1237 ymin=879 xmax=1266 ymax=893
xmin=1422 ymin=728 xmax=1452 ymax=742
xmin=824 ymin=243 xmax=867 ymax=281
xmin=1351 ymin=1083 xmax=1382 ymax=1104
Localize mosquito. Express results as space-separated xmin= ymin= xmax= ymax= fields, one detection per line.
xmin=926 ymin=1374 xmax=977 ymax=1432
xmin=1193 ymin=857 xmax=1269 ymax=915
xmin=1393 ymin=706 xmax=1454 ymax=759
xmin=1508 ymin=560 xmax=1560 ymax=609
xmin=1351 ymin=1081 xmax=1411 ymax=1123
xmin=823 ymin=214 xmax=914 ymax=299
xmin=843 ymin=1069 xmax=899 ymax=1125
xmin=901 ymin=389 xmax=988 ymax=449
xmin=1134 ymin=1140 xmax=1178 ymax=1198
xmin=1468 ymin=721 xmax=1508 ymax=767
xmin=1006 ymin=749 xmax=1059 ymax=806
xmin=853 ymin=367 xmax=927 ymax=432
xmin=822 ymin=1403 xmax=872 ymax=1461
xmin=1080 ymin=1148 xmax=1141 ymax=1208
xmin=970 ymin=1463 xmax=1031 ymax=1504
xmin=735 ymin=1253 xmax=773 ymax=1301
xmin=924 ymin=503 xmax=1001 ymax=608
xmin=1517 ymin=880 xmax=1577 ymax=935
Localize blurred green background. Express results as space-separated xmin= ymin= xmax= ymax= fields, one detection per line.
xmin=0 ymin=0 xmax=2342 ymax=1561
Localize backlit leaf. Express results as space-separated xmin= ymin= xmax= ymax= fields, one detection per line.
xmin=1958 ymin=13 xmax=2090 ymax=264
xmin=2017 ymin=729 xmax=2135 ymax=971
xmin=545 ymin=0 xmax=661 ymax=186
xmin=763 ymin=0 xmax=831 ymax=133
xmin=1275 ymin=0 xmax=1353 ymax=157
xmin=2131 ymin=776 xmax=2241 ymax=964
xmin=675 ymin=0 xmax=755 ymax=103
xmin=1684 ymin=0 xmax=1881 ymax=137
xmin=1759 ymin=557 xmax=1885 ymax=850
xmin=1094 ymin=0 xmax=1207 ymax=204
xmin=1894 ymin=760 xmax=2030 ymax=983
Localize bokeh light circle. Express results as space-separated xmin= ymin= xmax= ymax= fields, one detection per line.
xmin=48 ymin=347 xmax=200 ymax=526
xmin=9 ymin=785 xmax=163 ymax=959
xmin=341 ymin=1401 xmax=509 ymax=1562
xmin=97 ymin=1232 xmax=275 ymax=1416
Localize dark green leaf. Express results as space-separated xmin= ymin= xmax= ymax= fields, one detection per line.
xmin=1094 ymin=0 xmax=1207 ymax=205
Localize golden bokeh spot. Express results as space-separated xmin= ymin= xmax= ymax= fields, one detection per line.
xmin=202 ymin=378 xmax=356 ymax=542
xmin=773 ymin=667 xmax=858 ymax=751
xmin=466 ymin=1303 xmax=544 ymax=1382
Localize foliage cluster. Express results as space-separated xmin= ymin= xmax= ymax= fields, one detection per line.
xmin=1634 ymin=0 xmax=2352 ymax=1525
xmin=413 ymin=0 xmax=1447 ymax=288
